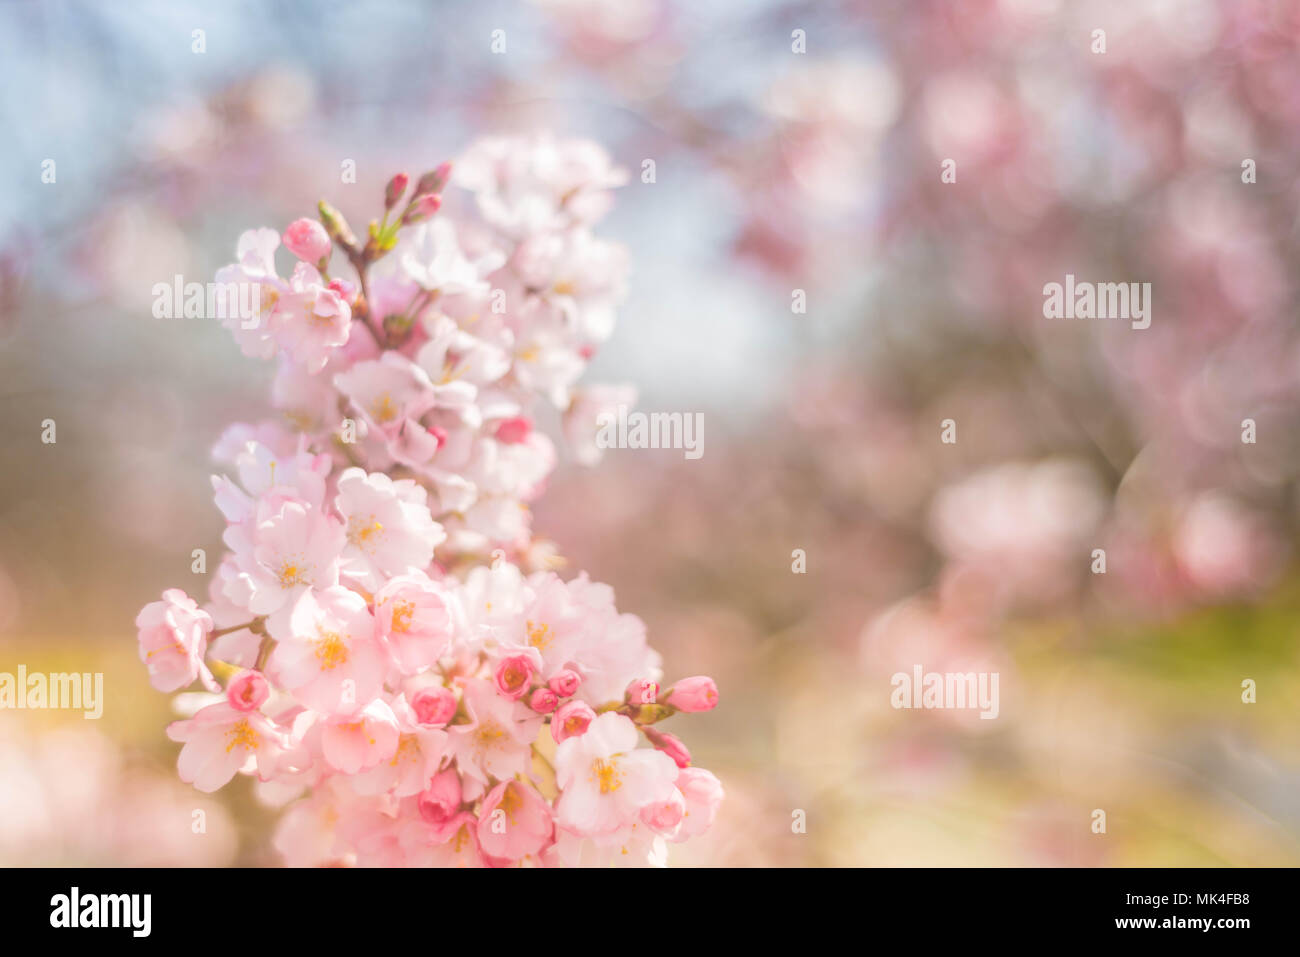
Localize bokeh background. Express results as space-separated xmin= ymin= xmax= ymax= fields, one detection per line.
xmin=3 ymin=0 xmax=1300 ymax=865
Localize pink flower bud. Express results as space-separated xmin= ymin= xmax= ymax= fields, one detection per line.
xmin=676 ymin=767 xmax=724 ymax=839
xmin=547 ymin=669 xmax=581 ymax=698
xmin=551 ymin=700 xmax=596 ymax=744
xmin=384 ymin=171 xmax=410 ymax=210
xmin=494 ymin=416 xmax=533 ymax=444
xmin=410 ymin=686 xmax=457 ymax=726
xmin=226 ymin=670 xmax=269 ymax=712
xmin=651 ymin=730 xmax=691 ymax=768
xmin=282 ymin=218 xmax=332 ymax=263
xmin=428 ymin=425 xmax=448 ymax=451
xmin=640 ymin=788 xmax=686 ymax=835
xmin=625 ymin=677 xmax=659 ymax=705
xmin=529 ymin=687 xmax=559 ymax=714
xmin=494 ymin=654 xmax=536 ymax=701
xmin=403 ymin=193 xmax=442 ymax=224
xmin=415 ymin=162 xmax=453 ymax=196
xmin=327 ymin=277 xmax=355 ymax=301
xmin=665 ymin=676 xmax=718 ymax=712
xmin=417 ymin=768 xmax=462 ymax=826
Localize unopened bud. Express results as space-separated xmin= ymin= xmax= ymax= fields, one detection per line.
xmin=282 ymin=218 xmax=332 ymax=263
xmin=664 ymin=676 xmax=719 ymax=713
xmin=551 ymin=700 xmax=596 ymax=744
xmin=625 ymin=678 xmax=659 ymax=705
xmin=547 ymin=669 xmax=581 ymax=698
xmin=644 ymin=727 xmax=691 ymax=768
xmin=494 ymin=416 xmax=533 ymax=445
xmin=317 ymin=200 xmax=357 ymax=247
xmin=414 ymin=161 xmax=453 ymax=197
xmin=529 ymin=687 xmax=559 ymax=714
xmin=384 ymin=171 xmax=410 ymax=210
xmin=227 ymin=670 xmax=270 ymax=713
xmin=402 ymin=193 xmax=442 ymax=225
xmin=410 ymin=686 xmax=457 ymax=727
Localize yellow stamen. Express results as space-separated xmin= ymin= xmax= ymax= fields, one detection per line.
xmin=591 ymin=758 xmax=622 ymax=794
xmin=225 ymin=719 xmax=260 ymax=753
xmin=277 ymin=561 xmax=309 ymax=589
xmin=474 ymin=719 xmax=505 ymax=754
xmin=388 ymin=599 xmax=415 ymax=634
xmin=451 ymin=823 xmax=470 ymax=853
xmin=146 ymin=641 xmax=186 ymax=659
xmin=390 ymin=734 xmax=419 ymax=766
xmin=372 ymin=393 xmax=398 ymax=424
xmin=314 ymin=629 xmax=349 ymax=670
xmin=498 ymin=781 xmax=523 ymax=826
xmin=526 ymin=620 xmax=552 ymax=650
xmin=348 ymin=515 xmax=384 ymax=548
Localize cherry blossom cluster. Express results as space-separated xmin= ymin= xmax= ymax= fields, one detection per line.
xmin=135 ymin=135 xmax=722 ymax=866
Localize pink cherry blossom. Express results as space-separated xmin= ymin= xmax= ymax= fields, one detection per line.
xmin=166 ymin=701 xmax=296 ymax=793
xmin=274 ymin=262 xmax=352 ymax=373
xmin=448 ymin=678 xmax=540 ymax=793
xmin=398 ymin=218 xmax=496 ymax=296
xmin=639 ymin=788 xmax=686 ymax=838
xmin=333 ymin=352 xmax=438 ymax=438
xmin=220 ymin=498 xmax=344 ymax=628
xmin=477 ymin=779 xmax=554 ymax=861
xmin=401 ymin=810 xmax=485 ymax=868
xmin=136 ymin=589 xmax=216 ymax=693
xmin=268 ymin=586 xmax=384 ymax=713
xmin=334 ymin=468 xmax=445 ymax=592
xmin=135 ymin=141 xmax=721 ymax=865
xmin=373 ymin=572 xmax=456 ymax=674
xmin=214 ymin=228 xmax=286 ymax=360
xmin=417 ymin=768 xmax=462 ymax=827
xmin=282 ymin=218 xmax=331 ymax=263
xmin=554 ymin=712 xmax=679 ymax=836
xmin=350 ymin=702 xmax=448 ymax=798
xmin=675 ymin=767 xmax=724 ymax=840
xmin=320 ymin=698 xmax=400 ymax=773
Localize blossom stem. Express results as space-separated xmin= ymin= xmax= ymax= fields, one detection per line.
xmin=340 ymin=242 xmax=386 ymax=348
xmin=254 ymin=636 xmax=275 ymax=672
xmin=210 ymin=618 xmax=265 ymax=640
xmin=530 ymin=744 xmax=556 ymax=774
